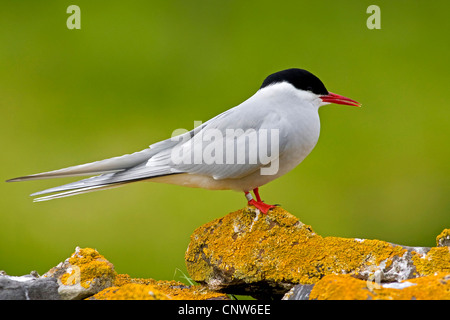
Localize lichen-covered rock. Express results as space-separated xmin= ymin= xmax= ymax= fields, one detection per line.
xmin=437 ymin=229 xmax=450 ymax=247
xmin=89 ymin=274 xmax=229 ymax=300
xmin=5 ymin=247 xmax=227 ymax=300
xmin=308 ymin=272 xmax=450 ymax=300
xmin=185 ymin=206 xmax=450 ymax=297
xmin=43 ymin=247 xmax=116 ymax=300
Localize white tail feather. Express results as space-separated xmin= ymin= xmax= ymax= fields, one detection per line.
xmin=32 ymin=183 xmax=129 ymax=202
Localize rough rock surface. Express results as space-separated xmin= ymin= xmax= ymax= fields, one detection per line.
xmin=281 ymin=284 xmax=314 ymax=300
xmin=185 ymin=206 xmax=450 ymax=297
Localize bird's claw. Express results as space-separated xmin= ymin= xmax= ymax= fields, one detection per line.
xmin=247 ymin=199 xmax=277 ymax=214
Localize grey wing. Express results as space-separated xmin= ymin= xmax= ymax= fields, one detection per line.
xmin=166 ymin=106 xmax=287 ymax=180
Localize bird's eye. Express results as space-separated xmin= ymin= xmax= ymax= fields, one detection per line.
xmin=306 ymin=86 xmax=313 ymax=92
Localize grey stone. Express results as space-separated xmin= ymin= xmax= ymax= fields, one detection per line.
xmin=282 ymin=284 xmax=314 ymax=300
xmin=0 ymin=273 xmax=60 ymax=300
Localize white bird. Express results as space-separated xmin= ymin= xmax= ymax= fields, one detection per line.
xmin=7 ymin=68 xmax=360 ymax=213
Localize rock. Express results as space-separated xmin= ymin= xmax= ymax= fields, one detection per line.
xmin=43 ymin=247 xmax=116 ymax=300
xmin=185 ymin=206 xmax=450 ymax=297
xmin=308 ymin=272 xmax=450 ymax=300
xmin=0 ymin=272 xmax=60 ymax=300
xmin=89 ymin=274 xmax=229 ymax=300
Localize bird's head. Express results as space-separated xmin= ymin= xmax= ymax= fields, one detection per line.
xmin=260 ymin=68 xmax=361 ymax=108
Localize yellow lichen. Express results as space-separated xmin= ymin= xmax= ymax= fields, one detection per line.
xmin=89 ymin=273 xmax=228 ymax=300
xmin=309 ymin=273 xmax=450 ymax=300
xmin=436 ymin=229 xmax=450 ymax=247
xmin=61 ymin=247 xmax=116 ymax=289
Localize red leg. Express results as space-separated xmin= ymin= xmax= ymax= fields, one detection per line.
xmin=244 ymin=188 xmax=276 ymax=214
xmin=253 ymin=188 xmax=262 ymax=202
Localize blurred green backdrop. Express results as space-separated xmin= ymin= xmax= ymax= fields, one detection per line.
xmin=1 ymin=1 xmax=449 ymax=282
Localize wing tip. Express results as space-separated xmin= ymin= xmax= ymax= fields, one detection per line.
xmin=6 ymin=174 xmax=59 ymax=182
xmin=6 ymin=177 xmax=25 ymax=182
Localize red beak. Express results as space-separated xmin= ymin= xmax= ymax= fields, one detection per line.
xmin=320 ymin=92 xmax=361 ymax=107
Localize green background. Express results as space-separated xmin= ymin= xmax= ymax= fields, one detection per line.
xmin=1 ymin=1 xmax=449 ymax=282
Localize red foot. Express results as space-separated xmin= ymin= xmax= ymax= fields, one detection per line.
xmin=247 ymin=199 xmax=276 ymax=214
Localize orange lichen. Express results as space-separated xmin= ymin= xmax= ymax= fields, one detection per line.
xmin=309 ymin=274 xmax=373 ymax=300
xmin=185 ymin=207 xmax=409 ymax=285
xmin=309 ymin=273 xmax=450 ymax=300
xmin=89 ymin=273 xmax=228 ymax=300
xmin=90 ymin=284 xmax=170 ymax=300
xmin=412 ymin=247 xmax=450 ymax=276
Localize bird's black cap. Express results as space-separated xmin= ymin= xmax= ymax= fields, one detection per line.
xmin=260 ymin=68 xmax=328 ymax=95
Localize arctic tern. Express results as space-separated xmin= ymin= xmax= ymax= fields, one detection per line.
xmin=7 ymin=68 xmax=361 ymax=213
